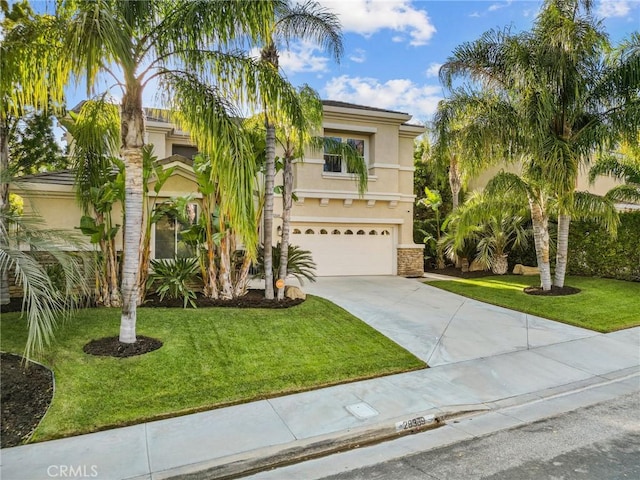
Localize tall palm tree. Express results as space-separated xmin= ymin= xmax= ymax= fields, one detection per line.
xmin=275 ymin=88 xmax=368 ymax=299
xmin=58 ymin=0 xmax=305 ymax=342
xmin=431 ymin=91 xmax=514 ymax=211
xmin=440 ymin=0 xmax=639 ymax=290
xmin=260 ymin=0 xmax=343 ymax=299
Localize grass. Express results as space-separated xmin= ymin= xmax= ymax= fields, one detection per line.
xmin=425 ymin=275 xmax=640 ymax=333
xmin=0 ymin=296 xmax=425 ymax=442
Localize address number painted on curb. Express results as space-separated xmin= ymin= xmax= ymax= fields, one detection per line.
xmin=395 ymin=414 xmax=436 ymax=431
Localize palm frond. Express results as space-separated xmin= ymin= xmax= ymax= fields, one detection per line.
xmin=274 ymin=0 xmax=343 ymax=62
xmin=573 ymin=191 xmax=619 ymax=235
xmin=1 ymin=211 xmax=92 ymax=358
xmin=604 ymin=185 xmax=640 ymax=204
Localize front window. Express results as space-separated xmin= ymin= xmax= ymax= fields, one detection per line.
xmin=154 ymin=204 xmax=198 ymax=259
xmin=323 ymin=135 xmax=367 ymax=174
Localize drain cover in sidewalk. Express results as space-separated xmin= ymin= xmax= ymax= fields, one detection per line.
xmin=346 ymin=402 xmax=379 ymax=420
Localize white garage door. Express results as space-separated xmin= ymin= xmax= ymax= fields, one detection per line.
xmin=290 ymin=225 xmax=394 ymax=276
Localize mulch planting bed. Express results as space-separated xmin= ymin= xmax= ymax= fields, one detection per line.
xmin=523 ymin=285 xmax=581 ymax=296
xmin=83 ymin=335 xmax=163 ymax=357
xmin=1 ymin=353 xmax=54 ymax=448
xmin=142 ymin=289 xmax=304 ymax=309
xmin=425 ymin=266 xmax=497 ymax=279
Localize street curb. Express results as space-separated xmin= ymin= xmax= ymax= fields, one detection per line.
xmin=157 ymin=406 xmax=489 ymax=480
xmin=158 ymin=370 xmax=639 ymax=480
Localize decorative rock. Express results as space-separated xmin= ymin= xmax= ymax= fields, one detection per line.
xmin=513 ymin=264 xmax=540 ymax=275
xmin=469 ymin=259 xmax=488 ymax=272
xmin=284 ymin=286 xmax=306 ymax=300
xmin=460 ymin=257 xmax=470 ymax=273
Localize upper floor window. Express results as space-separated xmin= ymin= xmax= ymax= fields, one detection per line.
xmin=323 ymin=135 xmax=367 ymax=174
xmin=172 ymin=144 xmax=198 ymax=159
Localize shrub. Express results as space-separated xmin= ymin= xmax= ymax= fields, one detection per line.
xmin=147 ymin=258 xmax=200 ymax=308
xmin=567 ymin=211 xmax=640 ymax=281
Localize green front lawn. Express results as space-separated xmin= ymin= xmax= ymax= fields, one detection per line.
xmin=1 ymin=296 xmax=424 ymax=442
xmin=425 ymin=275 xmax=640 ymax=333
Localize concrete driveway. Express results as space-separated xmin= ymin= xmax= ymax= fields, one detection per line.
xmin=305 ymin=276 xmax=598 ymax=367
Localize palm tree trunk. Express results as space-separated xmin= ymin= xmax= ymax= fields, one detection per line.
xmin=276 ymin=157 xmax=293 ymax=300
xmin=234 ymin=254 xmax=252 ymax=297
xmin=218 ymin=228 xmax=233 ymax=300
xmin=449 ymin=154 xmax=461 ymax=210
xmin=137 ymin=198 xmax=152 ymax=304
xmin=528 ymin=195 xmax=552 ymax=291
xmin=119 ymin=84 xmax=145 ymax=343
xmin=554 ymin=213 xmax=571 ymax=288
xmin=106 ymin=235 xmax=121 ymax=307
xmin=0 ymin=122 xmax=10 ymax=305
xmin=202 ymin=196 xmax=219 ymax=299
xmin=263 ymin=121 xmax=276 ymax=299
xmin=492 ymin=254 xmax=509 ymax=275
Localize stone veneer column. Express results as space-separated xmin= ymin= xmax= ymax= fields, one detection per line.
xmin=396 ymin=246 xmax=424 ymax=277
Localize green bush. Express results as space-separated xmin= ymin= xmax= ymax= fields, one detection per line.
xmin=147 ymin=258 xmax=200 ymax=308
xmin=567 ymin=211 xmax=640 ymax=281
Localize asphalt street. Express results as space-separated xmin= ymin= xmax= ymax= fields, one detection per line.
xmin=316 ymin=393 xmax=640 ymax=480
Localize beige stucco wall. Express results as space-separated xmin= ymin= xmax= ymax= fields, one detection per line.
xmin=468 ymin=160 xmax=625 ymax=197
xmin=16 ymin=184 xmax=117 ymax=250
xmin=284 ymin=105 xmax=424 ymax=249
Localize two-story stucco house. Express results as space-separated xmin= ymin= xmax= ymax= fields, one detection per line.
xmin=14 ymin=100 xmax=426 ymax=277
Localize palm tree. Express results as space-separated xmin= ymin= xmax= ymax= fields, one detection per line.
xmin=439 ymin=0 xmax=639 ymax=290
xmin=61 ymin=99 xmax=123 ymax=307
xmin=260 ymin=0 xmax=343 ymax=300
xmin=58 ymin=0 xmax=305 ymax=343
xmin=275 ymin=89 xmax=368 ymax=299
xmin=430 ymin=95 xmax=502 ymax=210
xmin=442 ymin=191 xmax=530 ymax=274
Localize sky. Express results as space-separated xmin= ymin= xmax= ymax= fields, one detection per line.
xmin=36 ymin=0 xmax=640 ymax=126
xmin=279 ymin=0 xmax=640 ymax=125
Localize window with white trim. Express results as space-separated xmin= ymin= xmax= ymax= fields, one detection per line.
xmin=323 ymin=134 xmax=368 ymax=174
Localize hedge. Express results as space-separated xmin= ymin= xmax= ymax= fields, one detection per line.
xmin=567 ymin=211 xmax=640 ymax=281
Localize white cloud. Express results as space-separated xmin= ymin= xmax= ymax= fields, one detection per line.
xmin=469 ymin=11 xmax=481 ymax=18
xmin=425 ymin=62 xmax=442 ymax=78
xmin=488 ymin=1 xmax=513 ymax=12
xmin=349 ymin=48 xmax=366 ymax=63
xmin=318 ymin=0 xmax=436 ymax=46
xmin=324 ymin=75 xmax=442 ymax=119
xmin=276 ymin=41 xmax=331 ymax=75
xmin=597 ymin=0 xmax=631 ymax=17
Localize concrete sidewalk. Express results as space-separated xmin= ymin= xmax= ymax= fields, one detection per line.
xmin=1 ymin=276 xmax=638 ymax=480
